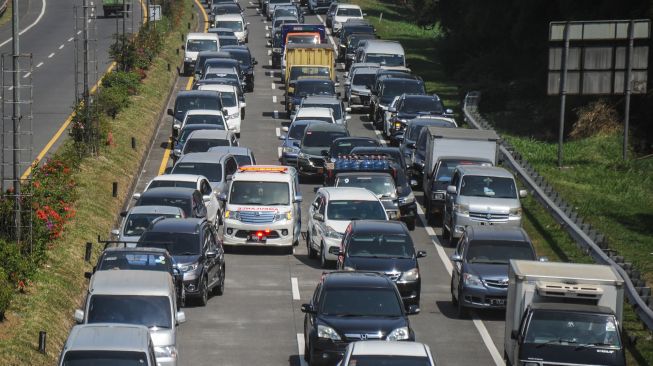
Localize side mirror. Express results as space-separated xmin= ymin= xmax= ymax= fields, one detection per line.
xmin=74 ymin=309 xmax=85 ymax=324
xmin=278 ymin=135 xmax=286 ymax=140
xmin=407 ymin=142 xmax=416 ymax=149
xmin=203 ymin=195 xmax=212 ymax=202
xmin=417 ymin=250 xmax=427 ymax=258
xmin=120 ymin=210 xmax=129 ymax=217
xmin=218 ymin=192 xmax=227 ymax=201
xmin=406 ymin=304 xmax=420 ymax=315
xmin=301 ymin=303 xmax=315 ymax=314
xmin=206 ymin=250 xmax=217 ymax=259
xmin=335 ymin=82 xmax=340 ymax=87
xmin=388 ymin=107 xmax=397 ymax=113
xmin=111 ymin=229 xmax=120 ymax=236
xmin=84 ymin=271 xmax=93 ymax=279
xmin=241 ymin=102 xmax=247 ymax=108
xmin=167 ymin=108 xmax=174 ymax=116
xmin=225 ymin=174 xmax=233 ymax=181
xmin=336 ymin=91 xmax=341 ymax=98
xmin=449 ymin=253 xmax=462 ymax=262
xmin=447 ymin=185 xmax=457 ymax=194
xmin=344 ymin=81 xmax=350 ymax=86
xmin=328 ymin=246 xmax=342 ymax=255
xmin=539 ymin=256 xmax=549 ymax=262
xmin=176 ymin=311 xmax=186 ymax=324
xmin=410 ymin=179 xmax=418 ymax=187
xmin=181 ymin=45 xmax=185 ymax=50
xmin=510 ymin=330 xmax=519 ymax=340
xmin=132 ymin=192 xmax=141 ymax=201
xmin=519 ymin=190 xmax=528 ymax=198
xmin=222 ymin=108 xmax=229 ymax=116
xmin=445 ymin=108 xmax=454 ymax=115
xmin=173 ymin=149 xmax=182 ymax=157
xmin=282 ymin=126 xmax=289 ymax=132
xmin=312 ymin=213 xmax=324 ymax=222
xmin=293 ymin=195 xmax=303 ymax=203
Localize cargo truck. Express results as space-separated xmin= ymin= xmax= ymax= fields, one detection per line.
xmin=103 ymin=0 xmax=129 ymax=17
xmin=504 ymin=260 xmax=625 ymax=366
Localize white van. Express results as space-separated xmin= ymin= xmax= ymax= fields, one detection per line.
xmin=361 ymin=40 xmax=406 ymax=68
xmin=198 ymin=84 xmax=247 ymax=135
xmin=183 ymin=33 xmax=220 ymax=75
xmin=220 ymin=166 xmax=302 ymax=252
xmin=213 ymin=14 xmax=249 ymax=43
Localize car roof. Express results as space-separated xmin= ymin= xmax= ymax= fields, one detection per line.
xmin=296 ymin=78 xmax=334 ymax=85
xmin=176 ymin=90 xmax=220 ymax=100
xmin=127 ymin=204 xmax=186 ymax=215
xmin=176 ymin=151 xmax=231 ymax=164
xmin=351 ymin=341 xmax=429 ymax=357
xmin=302 ymin=95 xmax=340 ymax=104
xmin=198 ymin=84 xmax=238 ymax=94
xmin=317 ymin=187 xmax=379 ymax=201
xmin=65 ymin=324 xmax=151 ymax=353
xmin=382 ymin=77 xmax=422 ymax=85
xmin=181 ymin=125 xmax=224 ymax=135
xmin=187 ymin=32 xmax=219 ymax=40
xmin=205 ymin=67 xmax=238 ymax=74
xmin=233 ymin=169 xmax=294 ymax=182
xmin=305 ymin=123 xmax=347 ymax=133
xmin=352 ymin=67 xmax=380 ymax=75
xmin=214 ymin=14 xmax=244 ymax=21
xmin=456 ymin=165 xmax=513 ymax=178
xmin=197 ymin=51 xmax=232 ymax=58
xmin=297 ymin=107 xmax=333 ymax=117
xmin=207 ymin=146 xmax=252 ymax=155
xmin=530 ymin=302 xmax=615 ymax=315
xmin=103 ymin=247 xmax=170 ymax=255
xmin=336 ymin=172 xmax=394 ymax=180
xmin=89 ymin=270 xmax=174 ymax=296
xmin=323 ymin=271 xmax=394 ymax=288
xmin=140 ymin=187 xmax=196 ymax=198
xmin=363 ymin=40 xmax=404 ymax=53
xmin=147 ymin=217 xmax=205 ymax=234
xmin=410 ymin=116 xmax=456 ymax=126
xmin=187 ymin=129 xmax=233 ymax=139
xmin=466 ymin=226 xmax=530 ymax=242
xmin=337 ymin=3 xmax=362 ymax=9
xmin=350 ymin=219 xmax=406 ymax=234
xmin=208 ymin=28 xmax=235 ymax=33
xmin=184 ymin=109 xmax=225 ymax=117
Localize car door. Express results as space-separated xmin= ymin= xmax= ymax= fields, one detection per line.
xmin=193 ymin=190 xmax=209 ymax=219
xmin=200 ymin=178 xmax=219 ymax=220
xmin=201 ymin=227 xmax=216 ymax=286
xmin=292 ymin=179 xmax=301 ymax=240
xmin=413 ymin=129 xmax=428 ymax=171
xmin=206 ymin=226 xmax=221 ymax=286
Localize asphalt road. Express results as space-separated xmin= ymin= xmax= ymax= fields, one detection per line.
xmin=0 ymin=0 xmax=143 ymax=185
xmin=130 ymin=1 xmax=510 ymax=365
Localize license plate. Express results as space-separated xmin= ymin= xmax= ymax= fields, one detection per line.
xmin=316 ymin=168 xmax=324 ymax=174
xmin=247 ymin=235 xmax=267 ymax=243
xmin=325 ymin=162 xmax=335 ymax=170
xmin=490 ymin=298 xmax=505 ymax=305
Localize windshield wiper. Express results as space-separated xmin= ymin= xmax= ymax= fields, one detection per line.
xmin=575 ymin=342 xmax=615 ymax=350
xmin=536 ymin=338 xmax=577 ymax=348
xmin=178 ymin=252 xmax=197 ymax=256
xmin=264 ymin=202 xmax=289 ymax=206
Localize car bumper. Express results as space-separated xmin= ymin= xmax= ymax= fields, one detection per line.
xmin=156 ymin=356 xmax=177 ymax=366
xmin=349 ymin=94 xmax=371 ymax=108
xmin=452 ymin=214 xmax=522 ymax=238
xmin=181 ymin=273 xmax=202 ymax=295
xmin=323 ymin=237 xmax=342 ymax=261
xmin=222 ymin=219 xmax=295 ymax=246
xmin=460 ymin=286 xmax=507 ymax=309
xmin=399 ymin=202 xmax=417 ymax=221
xmin=297 ymin=157 xmax=325 ymax=176
xmin=311 ymin=338 xmax=349 ymax=366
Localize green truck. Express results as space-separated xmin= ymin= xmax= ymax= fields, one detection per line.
xmin=103 ymin=0 xmax=130 ymax=17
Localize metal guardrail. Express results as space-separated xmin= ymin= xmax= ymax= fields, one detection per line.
xmin=463 ymin=91 xmax=653 ymax=332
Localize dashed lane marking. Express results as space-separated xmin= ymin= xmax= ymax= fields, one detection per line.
xmin=275 ymin=127 xmax=280 ymax=137
xmin=297 ymin=334 xmax=308 ymax=366
xmin=48 ymin=53 xmax=55 ymax=58
xmin=68 ymin=37 xmax=74 ymax=42
xmin=271 ymin=82 xmax=275 ymax=89
xmin=272 ymin=95 xmax=277 ymax=103
xmin=23 ymin=72 xmax=31 ymax=78
xmin=291 ymin=277 xmax=300 ymax=300
xmin=36 ymin=62 xmax=43 ymax=68
xmin=58 ymin=44 xmax=64 ymax=50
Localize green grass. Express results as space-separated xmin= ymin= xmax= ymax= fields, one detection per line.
xmin=0 ymin=2 xmax=191 ymax=364
xmin=352 ymin=0 xmax=653 ymax=363
xmin=0 ymin=2 xmax=11 ymax=28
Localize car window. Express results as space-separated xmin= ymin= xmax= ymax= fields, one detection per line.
xmin=225 ymin=157 xmax=238 ymax=176
xmin=417 ymin=130 xmax=427 ymax=150
xmin=201 ymin=180 xmax=212 ymax=195
xmin=318 ymin=196 xmax=326 ymax=215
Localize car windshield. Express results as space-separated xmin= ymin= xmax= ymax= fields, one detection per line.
xmin=270 ymin=0 xmax=289 ymax=3
xmin=336 ymin=175 xmax=396 ymax=198
xmin=234 ymin=154 xmax=253 ymax=165
xmin=62 ymin=351 xmax=149 ymax=366
xmin=320 ymin=288 xmax=402 ymax=316
xmin=326 ymin=200 xmax=386 ymax=220
xmin=402 ymin=98 xmax=443 ymax=114
xmin=382 ymin=80 xmax=424 ymax=98
xmin=171 ymin=162 xmax=222 ymax=182
xmin=287 ymin=35 xmax=319 ymax=44
xmin=331 ymin=140 xmax=378 ymax=156
xmin=175 ymin=96 xmax=221 ymax=120
xmin=460 ymin=175 xmax=517 ymax=198
xmin=215 ymin=20 xmax=243 ymax=31
xmin=229 ymin=181 xmax=290 ymax=205
xmin=98 ymin=252 xmax=171 ymax=271
xmin=219 ymin=92 xmax=238 ymax=107
xmin=123 ymin=213 xmax=181 ymax=236
xmin=139 ymin=232 xmax=201 ymax=256
xmin=148 ymin=180 xmax=196 ymax=190
xmin=228 ymin=51 xmax=251 ymax=66
xmin=178 ymin=127 xmax=222 ymax=146
xmin=204 ymin=72 xmax=238 ymax=81
xmin=183 ymin=138 xmax=231 ymax=154
xmin=185 ymin=114 xmax=225 ymax=128
xmin=186 ymin=39 xmax=218 ymax=52
xmin=347 ymin=356 xmax=431 ymax=366
xmin=434 ymin=159 xmax=488 ymax=183
xmin=303 ymin=130 xmax=347 ymax=148
xmin=296 ymin=116 xmax=333 ymax=124
xmin=289 ymin=123 xmax=309 ymax=140
xmin=337 ymin=8 xmax=362 ymax=16
xmin=219 ymin=37 xmax=239 ymax=46
xmin=290 ymin=67 xmax=330 ymax=80
xmin=366 ymin=53 xmax=404 ymax=67
xmin=296 ymin=81 xmax=335 ymax=97
xmin=213 ymin=5 xmax=240 ymax=14
xmin=353 ymin=73 xmax=376 ymax=89
xmin=465 ymin=240 xmax=535 ymax=264
xmin=87 ymin=295 xmax=171 ymax=329
xmin=275 ymin=9 xmax=297 ymax=17
xmin=138 ymin=197 xmax=191 ymax=217
xmin=524 ymin=311 xmax=621 ymax=348
xmin=303 ymin=103 xmax=342 ymax=119
xmin=348 ymin=233 xmax=413 ymax=258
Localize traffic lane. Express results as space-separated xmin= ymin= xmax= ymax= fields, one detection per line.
xmin=0 ymin=0 xmax=44 ymax=50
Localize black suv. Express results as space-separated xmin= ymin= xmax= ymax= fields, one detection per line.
xmin=372 ymin=78 xmax=425 ymax=129
xmin=138 ymin=218 xmax=226 ymax=306
xmin=223 ymin=45 xmax=258 ymax=92
xmin=302 ymin=271 xmax=418 ymax=366
xmin=336 ymin=220 xmax=426 ymax=307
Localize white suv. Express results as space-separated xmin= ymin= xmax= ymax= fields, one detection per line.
xmin=197 ymin=84 xmax=246 ymax=135
xmin=307 ymin=187 xmax=388 ymax=268
xmin=332 ymin=4 xmax=364 ymax=34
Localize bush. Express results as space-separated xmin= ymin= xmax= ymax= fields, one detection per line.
xmin=0 ymin=269 xmax=13 ymax=320
xmin=97 ymin=86 xmax=130 ymax=118
xmin=101 ymin=71 xmax=140 ymax=96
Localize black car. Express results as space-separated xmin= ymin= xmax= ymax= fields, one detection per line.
xmin=193 ymin=51 xmax=232 ymax=79
xmin=286 ymin=78 xmax=337 ymax=113
xmin=167 ymin=90 xmax=223 ymax=137
xmin=138 ymin=218 xmax=226 ymax=306
xmin=210 ymin=2 xmax=243 ymax=18
xmin=349 ymin=147 xmax=417 ymax=230
xmin=336 ymin=220 xmax=426 ymax=306
xmin=372 ymin=78 xmax=425 ymax=129
xmin=223 ymin=45 xmax=258 ymax=92
xmin=302 ymin=271 xmax=418 ymax=366
xmin=297 ymin=123 xmax=349 ymax=178
xmin=135 ymin=187 xmax=207 ymax=219
xmin=86 ymin=247 xmax=185 ymax=307
xmin=386 ymin=94 xmax=453 ymax=143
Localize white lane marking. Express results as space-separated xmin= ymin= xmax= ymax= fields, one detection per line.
xmin=0 ymin=0 xmax=47 ymax=49
xmin=8 ymin=86 xmax=13 ymax=91
xmin=277 ymin=146 xmax=282 ymax=159
xmin=291 ymin=277 xmax=300 ymax=300
xmin=68 ymin=37 xmax=74 ymax=42
xmin=90 ymin=1 xmax=94 ymax=5
xmin=273 ymin=110 xmax=279 ymax=119
xmin=48 ymin=53 xmax=55 ymax=58
xmin=297 ymin=333 xmax=308 ymax=366
xmin=77 ymin=30 xmax=82 ymax=35
xmin=59 ymin=44 xmax=65 ymax=50
xmin=268 ymin=59 xmax=272 ymax=66
xmin=271 ymin=82 xmax=276 ymax=90
xmin=272 ymin=95 xmax=277 ymax=103
xmin=23 ymin=72 xmax=31 ymax=78
xmin=316 ymin=14 xmax=338 ymax=52
xmin=473 ymin=317 xmax=505 ymax=366
xmin=267 ymin=49 xmax=272 ymax=56
xmin=275 ymin=127 xmax=280 ymax=137
xmin=36 ymin=62 xmax=44 ymax=68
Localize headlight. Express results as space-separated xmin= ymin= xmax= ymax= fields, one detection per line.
xmin=317 ymin=324 xmax=341 ymax=340
xmin=324 ymin=226 xmax=343 ymax=240
xmin=178 ymin=262 xmax=199 ymax=272
xmin=224 ymin=210 xmax=241 ymax=221
xmin=399 ymin=192 xmax=415 ymax=205
xmin=273 ymin=47 xmax=281 ymax=53
xmin=298 ymin=151 xmax=308 ymax=159
xmin=454 ymin=203 xmax=469 ymax=215
xmin=274 ymin=211 xmax=292 ymax=222
xmin=463 ymin=273 xmax=483 ymax=287
xmin=184 ymin=57 xmax=192 ymax=62
xmin=400 ymin=268 xmax=419 ymax=281
xmin=509 ymin=207 xmax=522 ymax=216
xmin=154 ymin=345 xmax=178 ymax=359
xmin=282 ymin=146 xmax=299 ymax=154
xmin=432 ymin=192 xmax=445 ymax=200
xmin=344 ymin=266 xmax=355 ymax=271
xmin=386 ymin=327 xmax=409 ymax=341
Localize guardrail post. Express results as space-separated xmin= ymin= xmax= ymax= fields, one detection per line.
xmin=38 ymin=331 xmax=46 ymax=353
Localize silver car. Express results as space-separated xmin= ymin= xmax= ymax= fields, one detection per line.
xmin=292 ymin=95 xmax=351 ymax=126
xmin=112 ymin=205 xmax=185 ymax=245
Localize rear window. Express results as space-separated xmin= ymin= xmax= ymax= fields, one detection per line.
xmin=183 ymin=138 xmax=231 ymax=154
xmin=172 ymin=162 xmax=223 ymax=182
xmin=62 ymin=350 xmax=149 ymax=366
xmin=303 ymin=130 xmax=347 ymax=147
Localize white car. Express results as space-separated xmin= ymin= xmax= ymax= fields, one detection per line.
xmin=332 ymin=4 xmax=364 ymax=34
xmin=133 ymin=174 xmax=221 ymax=229
xmin=339 ymin=341 xmax=436 ymax=366
xmin=307 ymin=187 xmax=388 ymax=268
xmin=213 ymin=14 xmax=249 ymax=43
xmin=291 ymin=106 xmax=336 ymax=125
xmin=197 ymin=84 xmax=246 ymax=135
xmin=111 ymin=205 xmax=185 ymax=245
xmin=183 ymin=33 xmax=219 ymax=75
xmin=177 ymin=109 xmax=227 ymax=137
xmin=383 ymin=96 xmax=402 ymax=138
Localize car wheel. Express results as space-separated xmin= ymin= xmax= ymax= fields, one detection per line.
xmin=198 ymin=277 xmax=209 ymax=306
xmin=450 ymin=278 xmax=458 ymax=306
xmin=307 ymin=233 xmax=317 ymax=259
xmin=456 ymin=290 xmax=468 ymax=318
xmin=214 ymin=264 xmax=225 ymax=296
xmin=320 ymin=243 xmax=329 ymax=268
xmin=406 ymin=218 xmax=416 ymax=231
xmin=442 ymin=217 xmax=451 ymax=244
xmin=504 ymin=351 xmax=512 ymax=366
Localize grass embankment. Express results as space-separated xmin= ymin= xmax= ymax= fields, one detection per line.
xmin=0 ymin=1 xmax=11 ymax=28
xmin=0 ymin=1 xmax=191 ymax=364
xmin=352 ymin=0 xmax=653 ymax=363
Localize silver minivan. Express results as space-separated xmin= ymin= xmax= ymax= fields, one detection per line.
xmin=59 ymin=323 xmax=157 ymax=366
xmin=442 ymin=165 xmax=526 ymax=244
xmin=74 ymin=270 xmax=186 ymax=366
xmin=360 ymin=40 xmax=406 ymax=68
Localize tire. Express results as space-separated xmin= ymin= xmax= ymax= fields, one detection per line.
xmin=307 ymin=233 xmax=318 ymax=259
xmin=406 ymin=218 xmax=416 ymax=231
xmin=304 ymin=337 xmax=310 ymax=362
xmin=456 ymin=290 xmax=468 ymax=318
xmin=213 ymin=264 xmax=225 ymax=296
xmin=320 ymin=243 xmax=329 ymax=268
xmin=197 ymin=277 xmax=209 ymax=306
xmin=450 ymin=278 xmax=458 ymax=306
xmin=442 ymin=216 xmax=451 ymax=244
xmin=504 ymin=351 xmax=512 ymax=366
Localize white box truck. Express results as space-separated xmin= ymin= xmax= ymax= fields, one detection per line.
xmin=504 ymin=260 xmax=625 ymax=366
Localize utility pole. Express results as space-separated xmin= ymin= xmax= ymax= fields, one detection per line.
xmin=83 ymin=0 xmax=89 ymax=104
xmin=12 ymin=0 xmax=21 ymax=242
